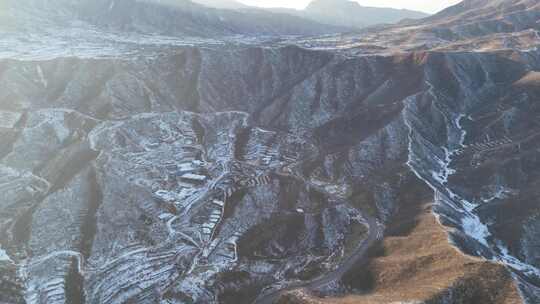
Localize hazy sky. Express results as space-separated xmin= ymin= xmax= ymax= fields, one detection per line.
xmin=238 ymin=0 xmax=462 ymax=14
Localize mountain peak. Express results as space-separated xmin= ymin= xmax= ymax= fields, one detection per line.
xmin=190 ymin=0 xmax=248 ymax=9
xmin=307 ymin=0 xmax=362 ymax=9
xmin=303 ymin=0 xmax=428 ymax=28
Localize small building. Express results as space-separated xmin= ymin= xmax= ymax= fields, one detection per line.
xmin=176 ymin=162 xmax=199 ymax=175
xmin=180 ymin=173 xmax=207 ymax=185
xmin=192 ymin=160 xmax=205 ymax=166
xmin=153 ymin=190 xmax=177 ymax=203
xmin=165 ymin=163 xmax=177 ymax=172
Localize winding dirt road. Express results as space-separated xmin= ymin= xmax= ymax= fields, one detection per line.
xmin=254 ymin=214 xmax=383 ymax=304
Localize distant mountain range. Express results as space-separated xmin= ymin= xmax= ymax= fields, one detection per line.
xmin=273 ymin=0 xmax=429 ymax=29
xmin=4 ymin=0 xmax=429 ymax=38
xmin=193 ymin=0 xmax=430 ymax=28
xmin=82 ymin=0 xmax=341 ymax=37
xmin=191 ymin=0 xmax=249 ymax=10
xmin=5 ymin=0 xmax=342 ymax=37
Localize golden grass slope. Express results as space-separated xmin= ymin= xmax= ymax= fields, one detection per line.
xmin=278 ymin=203 xmax=522 ymax=304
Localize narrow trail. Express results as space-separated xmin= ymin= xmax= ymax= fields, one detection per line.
xmin=254 ymin=214 xmax=382 ymax=304
xmin=26 ymin=250 xmax=86 ymax=275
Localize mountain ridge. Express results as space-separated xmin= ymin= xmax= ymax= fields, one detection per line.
xmin=303 ymin=0 xmax=428 ymax=28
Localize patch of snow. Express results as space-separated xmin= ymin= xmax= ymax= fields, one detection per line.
xmin=33 ymin=110 xmax=72 ymax=144
xmin=159 ymin=213 xmax=174 ymax=221
xmin=498 ymin=244 xmax=540 ymax=277
xmin=454 ymin=113 xmax=467 ymax=148
xmin=404 ymin=96 xmax=540 ymax=283
xmin=28 ymin=250 xmax=85 ymax=274
xmin=0 ymin=111 xmax=22 ymax=129
xmin=36 ymin=65 xmax=47 ymax=88
xmin=154 ymin=189 xmax=179 ymax=202
xmin=180 ymin=173 xmax=207 ymax=181
xmin=481 ymin=186 xmax=513 ymax=203
xmin=461 ymin=213 xmax=490 ymax=247
xmin=53 ymin=122 xmax=71 ymax=143
xmin=0 ymin=246 xmax=12 ymax=262
xmin=431 ymin=147 xmax=456 ymax=184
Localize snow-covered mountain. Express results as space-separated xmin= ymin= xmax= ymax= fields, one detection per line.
xmin=191 ymin=0 xmax=248 ymax=10
xmin=301 ymin=0 xmax=428 ymax=28
xmin=2 ymin=0 xmax=344 ymax=37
